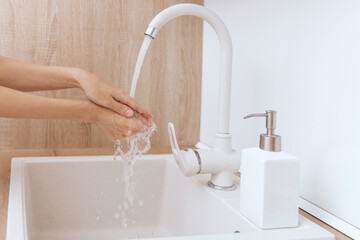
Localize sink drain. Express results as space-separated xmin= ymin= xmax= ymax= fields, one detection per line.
xmin=234 ymin=230 xmax=240 ymax=234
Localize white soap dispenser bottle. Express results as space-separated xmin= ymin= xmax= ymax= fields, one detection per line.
xmin=239 ymin=110 xmax=300 ymax=229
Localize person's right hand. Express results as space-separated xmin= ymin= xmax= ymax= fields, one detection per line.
xmin=87 ymin=100 xmax=152 ymax=141
xmin=71 ymin=68 xmax=152 ymax=120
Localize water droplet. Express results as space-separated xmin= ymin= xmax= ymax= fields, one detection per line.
xmin=114 ymin=213 xmax=120 ymax=219
xmin=139 ymin=200 xmax=144 ymax=207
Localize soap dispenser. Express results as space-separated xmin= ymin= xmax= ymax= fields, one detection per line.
xmin=239 ymin=110 xmax=300 ymax=229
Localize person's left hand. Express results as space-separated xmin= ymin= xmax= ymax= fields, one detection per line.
xmin=72 ymin=68 xmax=152 ymax=119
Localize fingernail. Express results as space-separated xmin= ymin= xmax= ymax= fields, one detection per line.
xmin=126 ymin=109 xmax=133 ymax=117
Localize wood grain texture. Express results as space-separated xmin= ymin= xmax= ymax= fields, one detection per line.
xmin=299 ymin=210 xmax=353 ymax=240
xmin=0 ymin=0 xmax=203 ymax=149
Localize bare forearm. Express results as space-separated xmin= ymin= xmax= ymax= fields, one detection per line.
xmin=0 ymin=56 xmax=80 ymax=91
xmin=0 ymin=86 xmax=95 ymax=122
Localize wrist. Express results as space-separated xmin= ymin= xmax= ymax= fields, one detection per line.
xmin=69 ymin=67 xmax=92 ymax=89
xmin=47 ymin=66 xmax=82 ymax=89
xmin=79 ymin=99 xmax=104 ymax=123
xmin=78 ymin=99 xmax=97 ymax=123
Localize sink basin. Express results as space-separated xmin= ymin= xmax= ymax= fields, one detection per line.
xmin=7 ymin=154 xmax=334 ymax=240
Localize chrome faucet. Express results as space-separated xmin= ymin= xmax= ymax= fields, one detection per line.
xmin=145 ymin=4 xmax=240 ymax=190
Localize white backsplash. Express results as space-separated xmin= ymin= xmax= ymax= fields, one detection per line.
xmin=201 ymin=0 xmax=360 ymax=238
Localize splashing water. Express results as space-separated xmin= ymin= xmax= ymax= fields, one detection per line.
xmin=129 ymin=35 xmax=153 ymax=98
xmin=113 ymin=118 xmax=156 ymax=228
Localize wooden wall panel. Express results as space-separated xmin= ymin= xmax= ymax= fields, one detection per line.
xmin=0 ymin=0 xmax=203 ymax=149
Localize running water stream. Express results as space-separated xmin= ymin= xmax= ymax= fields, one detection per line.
xmin=129 ymin=35 xmax=153 ymax=98
xmin=113 ymin=35 xmax=155 ymax=229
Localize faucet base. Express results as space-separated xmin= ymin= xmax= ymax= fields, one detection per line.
xmin=208 ymin=180 xmax=236 ymax=191
xmin=209 ymin=171 xmax=236 ymax=191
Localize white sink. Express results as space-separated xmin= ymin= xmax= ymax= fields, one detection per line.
xmin=7 ymin=154 xmax=334 ymax=240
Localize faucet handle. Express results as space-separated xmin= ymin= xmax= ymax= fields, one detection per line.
xmin=168 ymin=122 xmax=181 ymax=156
xmin=168 ymin=122 xmax=200 ymax=176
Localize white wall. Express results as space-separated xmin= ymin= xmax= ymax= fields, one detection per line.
xmin=201 ymin=0 xmax=360 ymax=237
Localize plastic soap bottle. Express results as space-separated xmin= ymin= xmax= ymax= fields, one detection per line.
xmin=239 ymin=110 xmax=300 ymax=229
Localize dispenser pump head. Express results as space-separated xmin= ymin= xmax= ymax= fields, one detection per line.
xmin=244 ymin=110 xmax=281 ymax=152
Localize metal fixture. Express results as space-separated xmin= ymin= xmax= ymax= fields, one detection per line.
xmin=144 ymin=25 xmax=158 ymax=39
xmin=208 ymin=180 xmax=236 ymax=191
xmin=244 ymin=110 xmax=281 ymax=152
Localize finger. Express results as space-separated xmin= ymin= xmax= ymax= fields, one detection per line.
xmin=112 ymin=114 xmax=145 ymax=138
xmin=122 ymin=129 xmax=133 ymax=138
xmin=113 ymin=92 xmax=152 ymax=119
xmin=125 ymin=117 xmax=147 ymax=133
xmin=108 ymin=99 xmax=134 ymax=118
xmin=135 ymin=113 xmax=154 ymax=128
xmin=146 ymin=119 xmax=154 ymax=127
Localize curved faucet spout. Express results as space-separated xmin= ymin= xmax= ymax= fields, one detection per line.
xmin=145 ymin=4 xmax=233 ymax=149
xmin=146 ymin=4 xmax=238 ymax=190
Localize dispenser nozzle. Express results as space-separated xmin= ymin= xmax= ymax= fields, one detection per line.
xmin=244 ymin=110 xmax=281 ymax=152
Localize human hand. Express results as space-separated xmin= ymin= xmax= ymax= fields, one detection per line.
xmin=87 ymin=100 xmax=153 ymax=141
xmin=72 ymin=68 xmax=152 ymax=119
